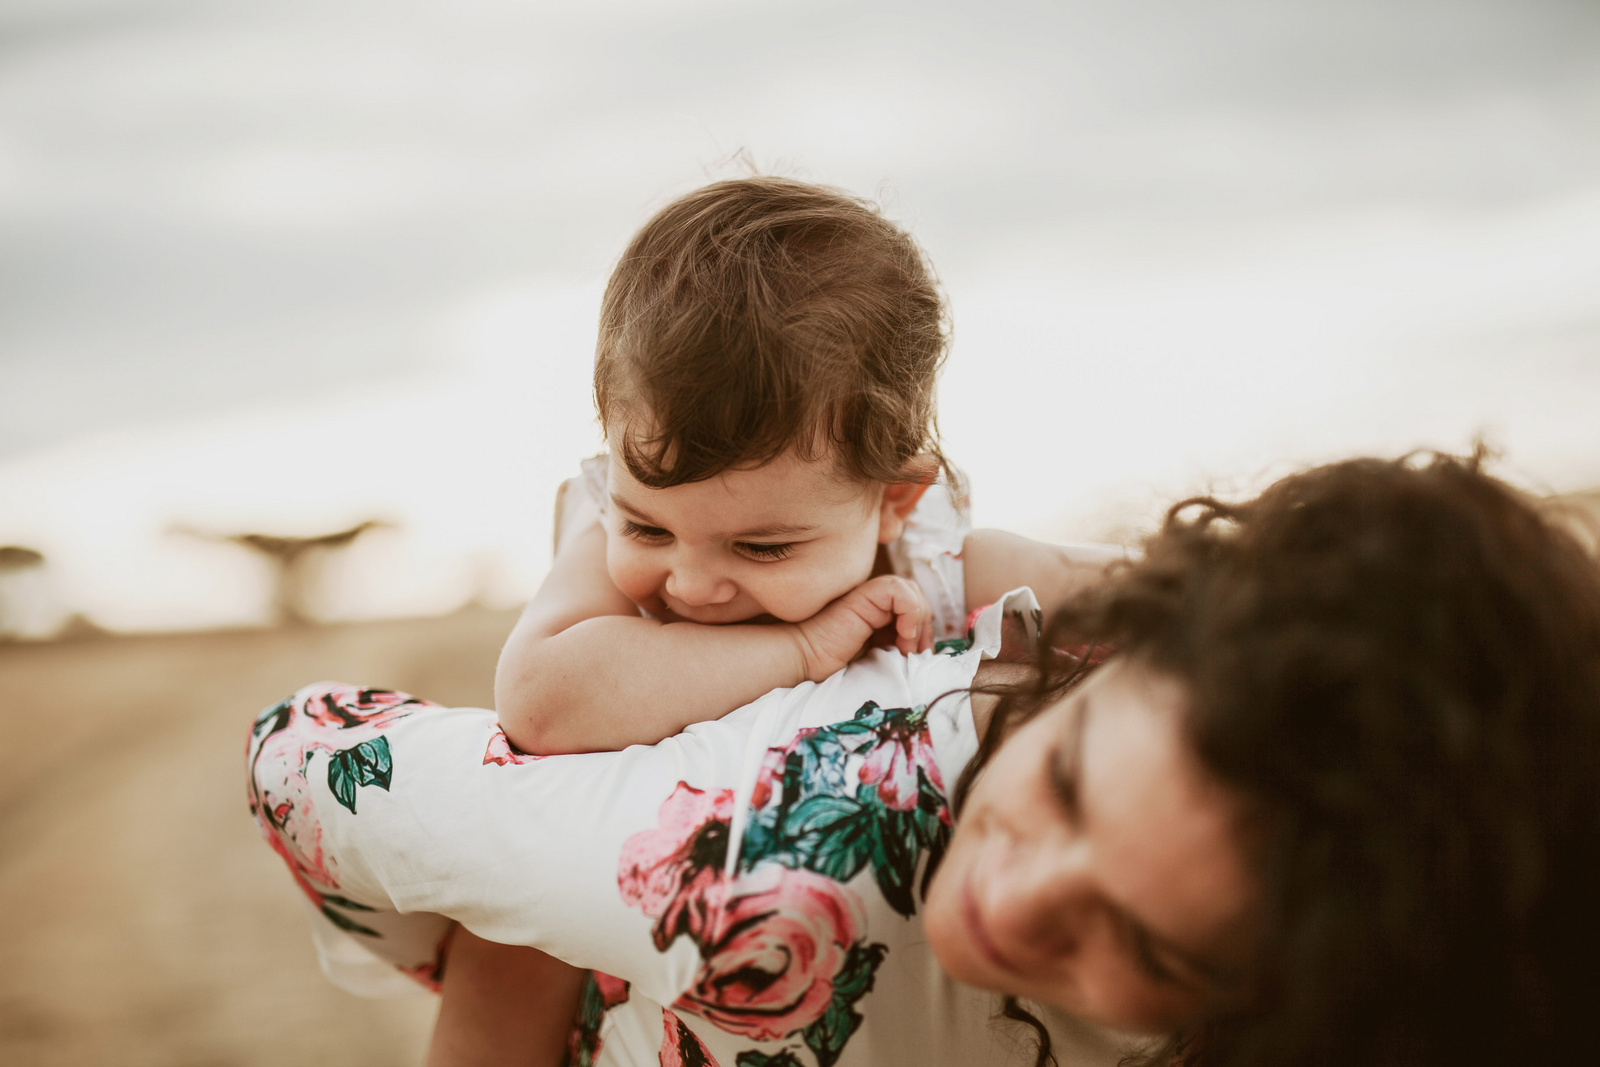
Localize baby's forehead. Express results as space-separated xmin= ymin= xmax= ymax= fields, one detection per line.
xmin=607 ymin=446 xmax=878 ymax=510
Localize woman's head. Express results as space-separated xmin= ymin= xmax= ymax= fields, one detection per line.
xmin=928 ymin=451 xmax=1600 ymax=1066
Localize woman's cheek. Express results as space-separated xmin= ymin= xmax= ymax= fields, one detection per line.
xmin=921 ymin=839 xmax=994 ymax=989
xmin=1074 ymin=953 xmax=1200 ymax=1035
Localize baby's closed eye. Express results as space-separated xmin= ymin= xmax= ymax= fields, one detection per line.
xmin=621 ymin=520 xmax=671 ymax=541
xmin=736 ymin=541 xmax=795 ymax=561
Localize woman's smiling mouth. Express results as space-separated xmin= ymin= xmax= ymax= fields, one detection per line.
xmin=963 ymin=874 xmax=1023 ymax=976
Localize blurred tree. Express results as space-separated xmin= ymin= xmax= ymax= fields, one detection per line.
xmin=0 ymin=545 xmax=50 ymax=640
xmin=174 ymin=521 xmax=391 ymax=627
xmin=230 ymin=521 xmax=389 ymax=626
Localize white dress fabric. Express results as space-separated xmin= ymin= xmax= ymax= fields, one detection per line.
xmin=575 ymin=454 xmax=973 ymax=644
xmin=246 ymin=590 xmax=1136 ymax=1067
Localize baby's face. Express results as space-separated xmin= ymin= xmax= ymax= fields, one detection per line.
xmin=603 ymin=449 xmax=891 ymax=626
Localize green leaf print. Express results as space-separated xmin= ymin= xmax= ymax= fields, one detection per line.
xmin=785 ymin=795 xmax=871 ymax=876
xmin=741 ymin=703 xmax=953 ymax=918
xmin=832 ymin=940 xmax=887 ymax=1003
xmin=735 ymin=1051 xmax=804 ymax=1067
xmin=799 ymin=942 xmax=887 ymax=1067
xmin=865 ymin=806 xmax=918 ymax=918
xmin=320 ymin=901 xmax=381 ymax=938
xmin=327 ymin=736 xmax=394 ymax=814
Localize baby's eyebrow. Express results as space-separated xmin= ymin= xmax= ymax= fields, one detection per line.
xmin=733 ymin=522 xmax=818 ymax=539
xmin=610 ymin=496 xmax=661 ymax=526
xmin=610 ymin=496 xmax=817 ymax=539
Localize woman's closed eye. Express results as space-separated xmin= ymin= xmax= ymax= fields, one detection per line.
xmin=735 ymin=541 xmax=794 ymax=561
xmin=1126 ymin=920 xmax=1182 ymax=985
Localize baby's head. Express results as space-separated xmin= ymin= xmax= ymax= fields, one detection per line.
xmin=592 ymin=177 xmax=950 ymax=625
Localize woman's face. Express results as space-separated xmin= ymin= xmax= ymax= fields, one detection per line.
xmin=925 ymin=658 xmax=1259 ymax=1034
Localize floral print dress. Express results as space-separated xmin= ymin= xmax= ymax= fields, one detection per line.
xmin=247 ymin=591 xmax=1135 ymax=1067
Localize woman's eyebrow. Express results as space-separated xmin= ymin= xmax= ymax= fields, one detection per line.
xmin=1047 ymin=691 xmax=1093 ymax=816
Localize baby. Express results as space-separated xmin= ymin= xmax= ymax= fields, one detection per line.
xmin=431 ymin=177 xmax=1117 ymax=1066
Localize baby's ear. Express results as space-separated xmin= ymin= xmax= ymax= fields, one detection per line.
xmin=876 ymin=456 xmax=940 ymax=544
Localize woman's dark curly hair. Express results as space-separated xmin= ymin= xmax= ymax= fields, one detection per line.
xmin=957 ymin=450 xmax=1600 ymax=1067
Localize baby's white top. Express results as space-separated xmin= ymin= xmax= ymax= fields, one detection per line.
xmin=574 ymin=454 xmax=973 ymax=643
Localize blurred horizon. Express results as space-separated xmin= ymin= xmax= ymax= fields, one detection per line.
xmin=5 ymin=0 xmax=1600 ymax=637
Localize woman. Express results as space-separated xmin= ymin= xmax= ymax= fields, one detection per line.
xmin=931 ymin=450 xmax=1600 ymax=1065
xmin=249 ymin=451 xmax=1600 ymax=1066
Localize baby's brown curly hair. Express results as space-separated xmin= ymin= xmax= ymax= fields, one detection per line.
xmin=594 ymin=176 xmax=950 ymax=489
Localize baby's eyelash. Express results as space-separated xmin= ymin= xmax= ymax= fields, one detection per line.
xmin=737 ymin=542 xmax=794 ymax=561
xmin=621 ymin=520 xmax=669 ymax=540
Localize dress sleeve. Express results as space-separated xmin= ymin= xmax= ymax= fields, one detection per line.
xmin=885 ymin=467 xmax=972 ymax=644
xmin=248 ymin=681 xmax=775 ymax=1006
xmin=577 ymin=453 xmax=610 ymax=515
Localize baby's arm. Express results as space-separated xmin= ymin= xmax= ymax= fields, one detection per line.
xmin=961 ymin=528 xmax=1126 ymax=618
xmin=495 ymin=488 xmax=929 ymax=756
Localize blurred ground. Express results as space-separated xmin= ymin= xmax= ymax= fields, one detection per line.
xmin=0 ymin=606 xmax=519 ymax=1066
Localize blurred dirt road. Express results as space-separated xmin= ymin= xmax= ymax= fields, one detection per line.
xmin=0 ymin=607 xmax=520 ymax=1066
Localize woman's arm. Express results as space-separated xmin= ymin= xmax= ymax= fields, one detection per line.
xmin=961 ymin=528 xmax=1126 ymax=619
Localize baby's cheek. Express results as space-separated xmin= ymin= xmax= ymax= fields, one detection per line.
xmin=605 ymin=544 xmax=657 ymax=603
xmin=769 ymin=570 xmax=856 ymax=621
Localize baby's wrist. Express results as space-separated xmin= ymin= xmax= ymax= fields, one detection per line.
xmin=780 ymin=621 xmax=826 ymax=684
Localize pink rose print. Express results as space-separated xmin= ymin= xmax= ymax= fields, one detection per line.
xmin=395 ymin=926 xmax=458 ymax=993
xmin=621 ymin=714 xmax=940 ymax=1067
xmin=249 ymin=684 xmax=419 ymax=893
xmin=293 ymin=682 xmax=420 ymax=731
xmin=483 ymin=726 xmax=544 ymax=766
xmin=593 ymin=970 xmax=630 ymax=1007
xmin=857 ymin=717 xmax=946 ymax=816
xmin=247 ymin=682 xmax=430 ymax=936
xmin=749 ymin=744 xmax=789 ymax=811
xmin=660 ymin=1008 xmax=721 ymax=1067
xmin=673 ymin=865 xmax=865 ymax=1042
xmin=618 ymin=783 xmax=736 ymax=923
xmin=749 ymin=726 xmax=825 ymax=811
xmin=567 ymin=970 xmax=633 ymax=1067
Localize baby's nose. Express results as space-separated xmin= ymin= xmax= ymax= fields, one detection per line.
xmin=665 ymin=564 xmax=735 ymax=606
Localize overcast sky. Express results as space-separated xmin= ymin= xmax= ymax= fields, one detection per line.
xmin=4 ymin=0 xmax=1600 ymax=630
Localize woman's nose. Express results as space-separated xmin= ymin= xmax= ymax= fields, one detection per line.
xmin=664 ymin=557 xmax=736 ymax=606
xmin=985 ymin=839 xmax=1098 ymax=958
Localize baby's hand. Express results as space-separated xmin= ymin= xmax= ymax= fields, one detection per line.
xmin=790 ymin=575 xmax=933 ymax=683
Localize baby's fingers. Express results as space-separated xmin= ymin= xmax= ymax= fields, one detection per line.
xmin=885 ymin=580 xmax=933 ymax=656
